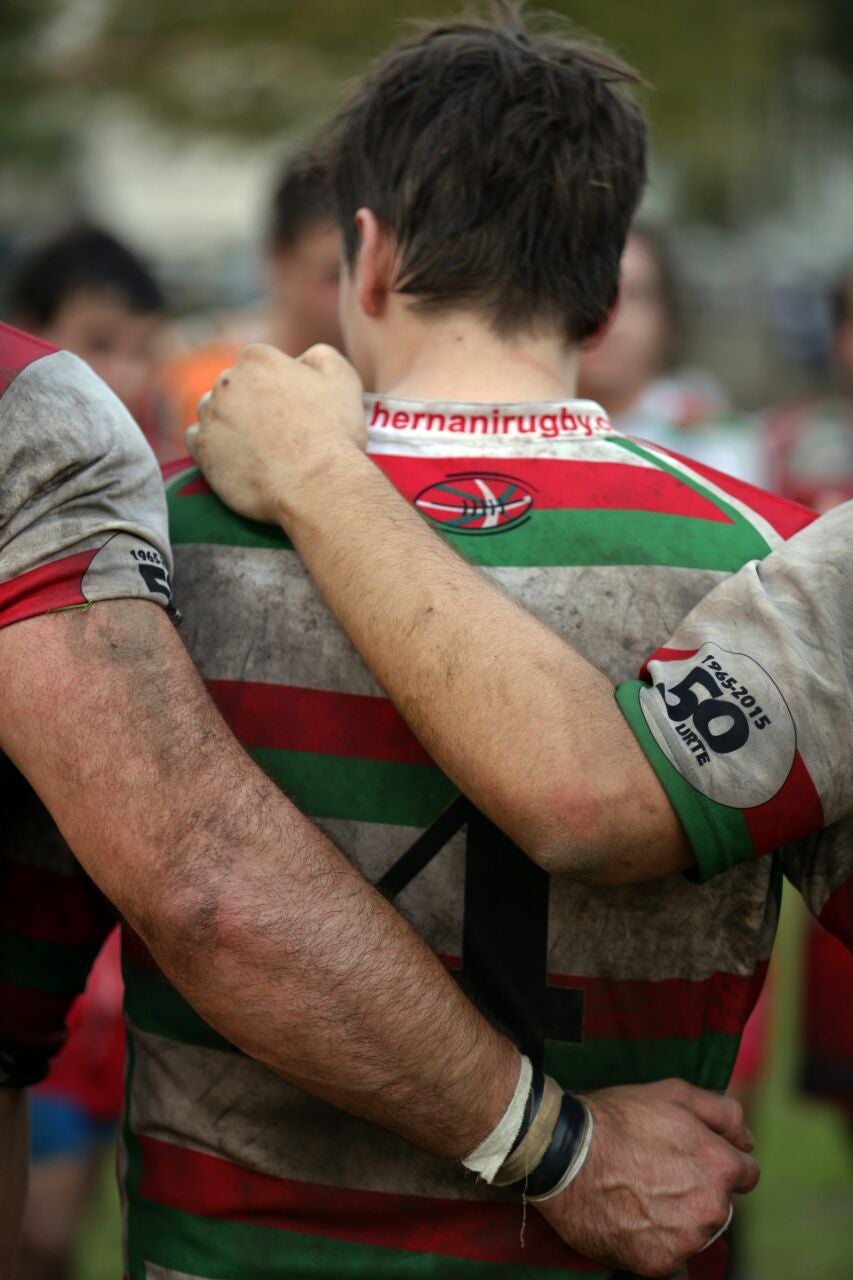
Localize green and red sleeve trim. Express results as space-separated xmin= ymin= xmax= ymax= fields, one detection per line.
xmin=616 ymin=677 xmax=750 ymax=880
xmin=616 ymin=672 xmax=824 ymax=882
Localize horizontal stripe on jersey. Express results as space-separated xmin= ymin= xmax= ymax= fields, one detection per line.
xmin=130 ymin=1197 xmax=603 ymax=1279
xmin=209 ymin=680 xmax=433 ymax=765
xmin=135 ymin=1133 xmax=591 ymax=1271
xmin=167 ymin=447 xmax=772 ymax=572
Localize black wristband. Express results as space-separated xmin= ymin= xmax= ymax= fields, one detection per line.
xmin=504 ymin=1090 xmax=586 ymax=1199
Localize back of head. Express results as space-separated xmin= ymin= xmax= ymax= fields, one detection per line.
xmin=269 ymin=152 xmax=336 ymax=253
xmin=325 ymin=0 xmax=647 ymax=344
xmin=266 ymin=150 xmax=343 ymax=354
xmin=9 ymin=225 xmax=164 ymax=329
xmin=8 ymin=225 xmax=165 ymax=424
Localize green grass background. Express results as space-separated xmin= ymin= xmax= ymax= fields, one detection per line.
xmin=73 ymin=891 xmax=853 ymax=1279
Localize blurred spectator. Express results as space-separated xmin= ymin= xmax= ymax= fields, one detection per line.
xmin=16 ymin=932 xmax=124 ymax=1280
xmin=801 ymin=919 xmax=853 ymax=1136
xmin=763 ymin=263 xmax=853 ymax=511
xmin=160 ymin=149 xmax=342 ymax=440
xmin=8 ymin=226 xmax=172 ymax=458
xmin=580 ymin=225 xmax=766 ymax=483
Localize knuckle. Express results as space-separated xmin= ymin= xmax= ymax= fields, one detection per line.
xmin=662 ymin=1077 xmax=688 ymax=1104
xmin=240 ymin=343 xmax=266 ymax=361
xmin=707 ymin=1194 xmax=730 ymax=1231
xmin=726 ymin=1095 xmax=744 ymax=1127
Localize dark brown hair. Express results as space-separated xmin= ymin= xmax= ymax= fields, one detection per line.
xmin=324 ymin=1 xmax=647 ymax=343
xmin=269 ymin=151 xmax=335 ymax=251
xmin=10 ymin=225 xmax=164 ymax=326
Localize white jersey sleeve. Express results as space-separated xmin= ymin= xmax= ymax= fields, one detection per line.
xmin=0 ymin=324 xmax=173 ymax=630
xmin=616 ymin=501 xmax=852 ymax=881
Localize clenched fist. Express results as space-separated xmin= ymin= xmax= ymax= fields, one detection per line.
xmin=536 ymin=1078 xmax=758 ymax=1276
xmin=187 ymin=342 xmax=365 ymax=524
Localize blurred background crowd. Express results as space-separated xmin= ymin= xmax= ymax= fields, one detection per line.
xmin=1 ymin=2 xmax=851 ymax=1279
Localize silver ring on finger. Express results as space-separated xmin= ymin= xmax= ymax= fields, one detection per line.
xmin=697 ymin=1203 xmax=733 ymax=1253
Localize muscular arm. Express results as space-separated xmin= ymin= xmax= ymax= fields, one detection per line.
xmin=271 ymin=446 xmax=687 ymax=883
xmin=0 ymin=600 xmax=759 ymax=1277
xmin=0 ymin=600 xmax=515 ymax=1158
xmin=0 ymin=1089 xmax=27 ymax=1279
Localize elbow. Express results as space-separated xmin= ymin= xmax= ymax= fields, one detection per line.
xmin=516 ymin=777 xmax=634 ymax=883
xmin=124 ymin=869 xmax=243 ymax=972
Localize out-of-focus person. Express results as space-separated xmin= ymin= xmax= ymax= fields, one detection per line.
xmin=159 ymin=150 xmax=342 ymax=439
xmin=16 ymin=932 xmax=124 ymax=1280
xmin=764 ymin=265 xmax=853 ymax=1155
xmin=580 ymin=225 xmax=766 ymax=484
xmin=7 ymin=225 xmax=171 ymax=458
xmin=800 ymin=920 xmax=853 ymax=1137
xmin=763 ymin=263 xmax=853 ymax=512
xmin=581 ymin=224 xmax=773 ymax=1280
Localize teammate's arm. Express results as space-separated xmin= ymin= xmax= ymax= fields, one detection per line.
xmin=190 ymin=344 xmax=851 ymax=885
xmin=0 ymin=1089 xmax=27 ymax=1279
xmin=0 ymin=599 xmax=515 ymax=1156
xmin=0 ymin=330 xmax=761 ymax=1274
xmin=0 ymin=602 xmax=759 ymax=1277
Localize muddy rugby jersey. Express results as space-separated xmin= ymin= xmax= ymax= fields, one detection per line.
xmin=101 ymin=394 xmax=842 ymax=1280
xmin=0 ymin=322 xmax=171 ymax=1088
xmin=1 ymin=373 xmax=848 ymax=1278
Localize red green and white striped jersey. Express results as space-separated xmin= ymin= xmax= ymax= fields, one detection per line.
xmin=109 ymin=394 xmax=841 ymax=1280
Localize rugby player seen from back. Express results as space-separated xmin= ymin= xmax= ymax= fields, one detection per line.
xmin=0 ymin=305 xmax=756 ymax=1280
xmin=182 ymin=4 xmax=852 ymax=1277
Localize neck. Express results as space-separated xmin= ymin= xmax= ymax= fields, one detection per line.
xmin=371 ymin=305 xmax=580 ymax=403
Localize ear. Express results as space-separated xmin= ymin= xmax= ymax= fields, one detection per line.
xmin=352 ymin=208 xmax=396 ymax=319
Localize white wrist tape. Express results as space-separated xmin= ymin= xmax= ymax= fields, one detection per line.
xmin=461 ymin=1053 xmax=532 ymax=1183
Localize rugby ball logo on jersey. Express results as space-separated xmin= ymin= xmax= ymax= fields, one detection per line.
xmin=414 ymin=472 xmax=535 ymax=535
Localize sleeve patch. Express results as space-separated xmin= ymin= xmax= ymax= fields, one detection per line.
xmin=638 ymin=642 xmax=797 ymax=809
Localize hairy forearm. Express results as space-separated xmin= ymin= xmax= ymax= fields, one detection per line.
xmin=0 ymin=602 xmax=516 ymax=1158
xmin=279 ymin=443 xmax=689 ymax=882
xmin=0 ymin=1089 xmax=27 ymax=1277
